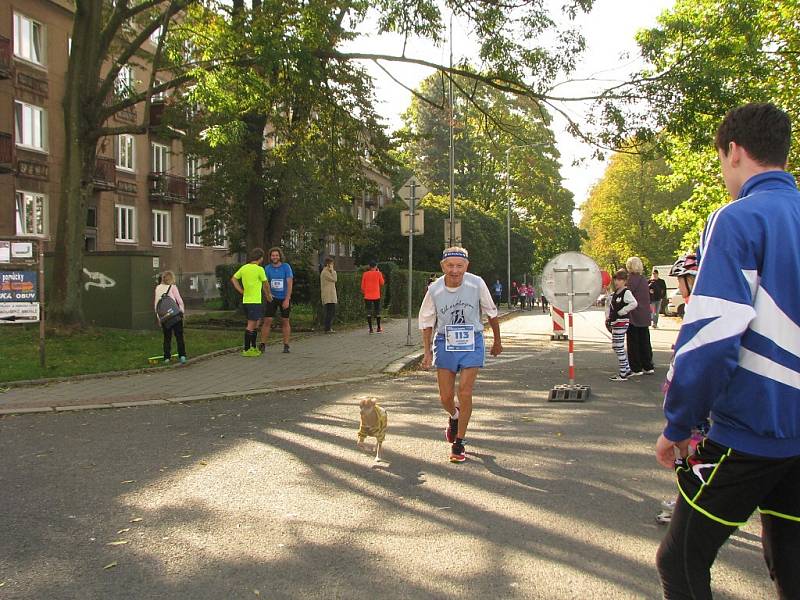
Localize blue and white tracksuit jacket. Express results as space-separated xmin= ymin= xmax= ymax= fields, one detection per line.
xmin=663 ymin=171 xmax=800 ymax=458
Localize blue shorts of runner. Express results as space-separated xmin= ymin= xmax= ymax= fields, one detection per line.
xmin=675 ymin=438 xmax=800 ymax=526
xmin=264 ymin=297 xmax=291 ymax=319
xmin=433 ymin=332 xmax=485 ymax=373
xmin=244 ymin=303 xmax=264 ymax=321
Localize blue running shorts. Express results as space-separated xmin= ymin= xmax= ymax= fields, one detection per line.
xmin=433 ymin=332 xmax=485 ymax=373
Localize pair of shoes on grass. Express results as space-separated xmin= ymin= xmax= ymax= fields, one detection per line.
xmin=241 ymin=347 xmax=262 ymax=357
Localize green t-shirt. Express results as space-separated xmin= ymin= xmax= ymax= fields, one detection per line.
xmin=233 ymin=263 xmax=267 ymax=304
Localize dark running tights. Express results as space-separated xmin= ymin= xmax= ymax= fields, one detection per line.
xmin=162 ymin=321 xmax=186 ymax=359
xmin=657 ymin=497 xmax=800 ymax=599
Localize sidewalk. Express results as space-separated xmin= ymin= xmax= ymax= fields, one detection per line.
xmin=0 ymin=318 xmax=424 ymax=414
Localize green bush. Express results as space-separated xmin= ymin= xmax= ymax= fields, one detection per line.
xmin=215 ymin=263 xmax=243 ymax=310
xmin=389 ymin=269 xmax=430 ymax=315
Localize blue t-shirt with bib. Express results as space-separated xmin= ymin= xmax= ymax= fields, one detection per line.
xmin=265 ymin=262 xmax=293 ymax=300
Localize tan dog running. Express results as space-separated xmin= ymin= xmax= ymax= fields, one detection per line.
xmin=357 ymin=397 xmax=387 ymax=462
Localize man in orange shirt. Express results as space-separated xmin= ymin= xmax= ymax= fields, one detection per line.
xmin=360 ymin=261 xmax=385 ymax=333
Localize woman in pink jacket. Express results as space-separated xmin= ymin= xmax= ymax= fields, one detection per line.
xmin=154 ymin=270 xmax=187 ymax=363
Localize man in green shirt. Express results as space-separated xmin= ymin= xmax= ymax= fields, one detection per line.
xmin=231 ymin=248 xmax=272 ymax=356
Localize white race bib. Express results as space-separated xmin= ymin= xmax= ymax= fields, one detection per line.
xmin=270 ymin=279 xmax=284 ymax=291
xmin=445 ymin=324 xmax=475 ymax=352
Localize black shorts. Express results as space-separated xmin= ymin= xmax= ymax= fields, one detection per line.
xmin=244 ymin=303 xmax=264 ymax=321
xmin=264 ymin=297 xmax=291 ymax=319
xmin=365 ymin=299 xmax=381 ymax=315
xmin=675 ymin=438 xmax=800 ymax=526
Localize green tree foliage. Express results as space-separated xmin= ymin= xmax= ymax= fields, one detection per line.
xmin=395 ymin=73 xmax=583 ymax=273
xmin=579 ymin=149 xmax=690 ymax=270
xmin=624 ymin=0 xmax=800 ymax=247
xmin=355 ymin=195 xmax=535 ymax=283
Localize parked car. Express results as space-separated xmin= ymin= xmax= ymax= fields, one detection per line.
xmin=666 ymin=288 xmax=686 ymax=317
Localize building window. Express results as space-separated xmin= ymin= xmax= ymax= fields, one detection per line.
xmin=150 ymin=25 xmax=163 ymax=45
xmin=117 ymin=135 xmax=135 ymax=171
xmin=357 ymin=204 xmax=364 ymax=221
xmin=185 ymin=214 xmax=202 ymax=247
xmin=152 ymin=79 xmax=165 ymax=101
xmin=115 ymin=65 xmax=135 ymax=97
xmin=14 ymin=101 xmax=47 ymax=151
xmin=327 ymin=237 xmax=336 ymax=257
xmin=185 ymin=155 xmax=198 ymax=179
xmin=151 ymin=142 xmax=169 ymax=173
xmin=152 ymin=209 xmax=171 ymax=246
xmin=86 ymin=206 xmax=97 ymax=227
xmin=15 ymin=191 xmax=47 ymax=236
xmin=115 ymin=204 xmax=136 ymax=242
xmin=13 ymin=13 xmax=45 ymax=66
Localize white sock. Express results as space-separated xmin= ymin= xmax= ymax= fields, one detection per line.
xmin=450 ymin=407 xmax=460 ymax=420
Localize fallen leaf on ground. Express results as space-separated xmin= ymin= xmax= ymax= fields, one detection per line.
xmin=106 ymin=540 xmax=129 ymax=546
xmin=117 ymin=528 xmax=130 ymax=534
xmin=181 ymin=454 xmax=192 ymax=458
xmin=199 ymin=461 xmax=208 ymax=466
xmin=103 ymin=562 xmax=117 ymax=570
xmin=120 ymin=480 xmax=135 ymax=484
xmin=129 ymin=518 xmax=143 ymax=523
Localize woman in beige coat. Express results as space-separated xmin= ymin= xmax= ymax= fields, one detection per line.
xmin=320 ymin=257 xmax=338 ymax=333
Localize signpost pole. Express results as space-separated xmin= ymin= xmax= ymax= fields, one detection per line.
xmin=38 ymin=239 xmax=45 ymax=367
xmin=406 ymin=183 xmax=417 ymax=347
xmin=567 ymin=264 xmax=574 ymax=385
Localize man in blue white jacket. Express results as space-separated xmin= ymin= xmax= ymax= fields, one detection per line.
xmin=655 ymin=103 xmax=800 ymax=599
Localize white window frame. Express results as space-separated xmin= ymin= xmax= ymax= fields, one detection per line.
xmin=13 ymin=12 xmax=45 ymax=66
xmin=185 ymin=155 xmax=199 ymax=179
xmin=117 ymin=134 xmax=135 ymax=171
xmin=151 ymin=142 xmax=170 ymax=173
xmin=115 ymin=65 xmax=135 ymax=97
xmin=15 ymin=191 xmax=48 ymax=236
xmin=150 ymin=25 xmax=163 ymax=46
xmin=14 ymin=101 xmax=47 ymax=152
xmin=152 ymin=209 xmax=171 ymax=246
xmin=115 ymin=204 xmax=136 ymax=243
xmin=185 ymin=214 xmax=203 ymax=248
xmin=152 ymin=78 xmax=165 ymax=101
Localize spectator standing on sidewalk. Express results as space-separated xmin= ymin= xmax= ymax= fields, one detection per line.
xmin=360 ymin=261 xmax=385 ymax=333
xmin=231 ymin=248 xmax=270 ymax=356
xmin=261 ymin=247 xmax=293 ymax=353
xmin=624 ymin=256 xmax=655 ymax=376
xmin=320 ymin=257 xmax=338 ymax=333
xmin=154 ymin=271 xmax=187 ymax=364
xmin=648 ymin=268 xmax=667 ymax=328
xmin=606 ymin=269 xmax=637 ymax=381
xmin=655 ymin=103 xmax=800 ymax=599
xmin=492 ymin=279 xmax=503 ymax=307
xmin=419 ymin=247 xmax=503 ymax=463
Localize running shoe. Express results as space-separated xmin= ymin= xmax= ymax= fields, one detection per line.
xmin=656 ymin=510 xmax=672 ymax=524
xmin=450 ymin=440 xmax=466 ymax=463
xmin=445 ymin=415 xmax=459 ymax=443
xmin=643 ymin=368 xmax=655 ymax=374
xmin=628 ymin=371 xmax=643 ymax=377
xmin=258 ymin=343 xmax=266 ymax=353
xmin=376 ymin=327 xmax=383 ymax=333
xmin=661 ymin=498 xmax=677 ymax=511
xmin=241 ymin=348 xmax=261 ymax=357
xmin=179 ymin=356 xmax=187 ymax=364
xmin=283 ymin=344 xmax=290 ymax=354
xmin=609 ymin=374 xmax=629 ymax=381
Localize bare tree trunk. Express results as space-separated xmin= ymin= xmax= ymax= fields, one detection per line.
xmin=242 ymin=113 xmax=268 ymax=250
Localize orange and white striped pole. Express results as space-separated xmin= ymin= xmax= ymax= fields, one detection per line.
xmin=550 ymin=306 xmax=567 ymax=340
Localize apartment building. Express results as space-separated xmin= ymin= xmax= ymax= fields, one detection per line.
xmin=0 ymin=1 xmax=394 ymax=301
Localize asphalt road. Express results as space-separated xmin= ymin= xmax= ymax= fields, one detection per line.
xmin=0 ymin=311 xmax=775 ymax=599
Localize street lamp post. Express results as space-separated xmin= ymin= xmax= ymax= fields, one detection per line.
xmin=505 ymin=142 xmax=550 ymax=310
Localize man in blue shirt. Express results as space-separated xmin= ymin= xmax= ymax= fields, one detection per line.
xmin=260 ymin=247 xmax=293 ymax=353
xmin=656 ymin=103 xmax=800 ymax=599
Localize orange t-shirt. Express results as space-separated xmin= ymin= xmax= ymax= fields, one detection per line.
xmin=361 ymin=269 xmax=385 ymax=300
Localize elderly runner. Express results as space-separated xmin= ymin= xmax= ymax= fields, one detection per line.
xmin=419 ymin=247 xmax=503 ymax=462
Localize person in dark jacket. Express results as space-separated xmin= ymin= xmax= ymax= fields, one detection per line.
xmin=648 ymin=268 xmax=667 ymax=328
xmin=624 ymin=256 xmax=654 ymax=375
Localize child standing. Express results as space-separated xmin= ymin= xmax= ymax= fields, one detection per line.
xmin=606 ymin=269 xmax=638 ymax=381
xmin=154 ymin=271 xmax=186 ymax=363
xmin=230 ymin=248 xmax=271 ymax=356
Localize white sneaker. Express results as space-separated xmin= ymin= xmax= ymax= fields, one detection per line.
xmin=609 ymin=374 xmax=629 ymax=381
xmin=629 ymin=371 xmax=643 ymax=377
xmin=643 ymin=369 xmax=655 ymax=374
xmin=661 ymin=498 xmax=676 ymax=511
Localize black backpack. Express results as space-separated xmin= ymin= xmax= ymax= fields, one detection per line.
xmin=156 ymin=285 xmax=182 ymax=327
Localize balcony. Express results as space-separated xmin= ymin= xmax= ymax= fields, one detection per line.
xmin=92 ymin=157 xmax=116 ymax=191
xmin=187 ymin=177 xmax=206 ymax=205
xmin=0 ymin=132 xmax=13 ymax=174
xmin=149 ymin=172 xmax=188 ymax=203
xmin=149 ymin=98 xmax=166 ymax=128
xmin=0 ymin=36 xmax=11 ymax=79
